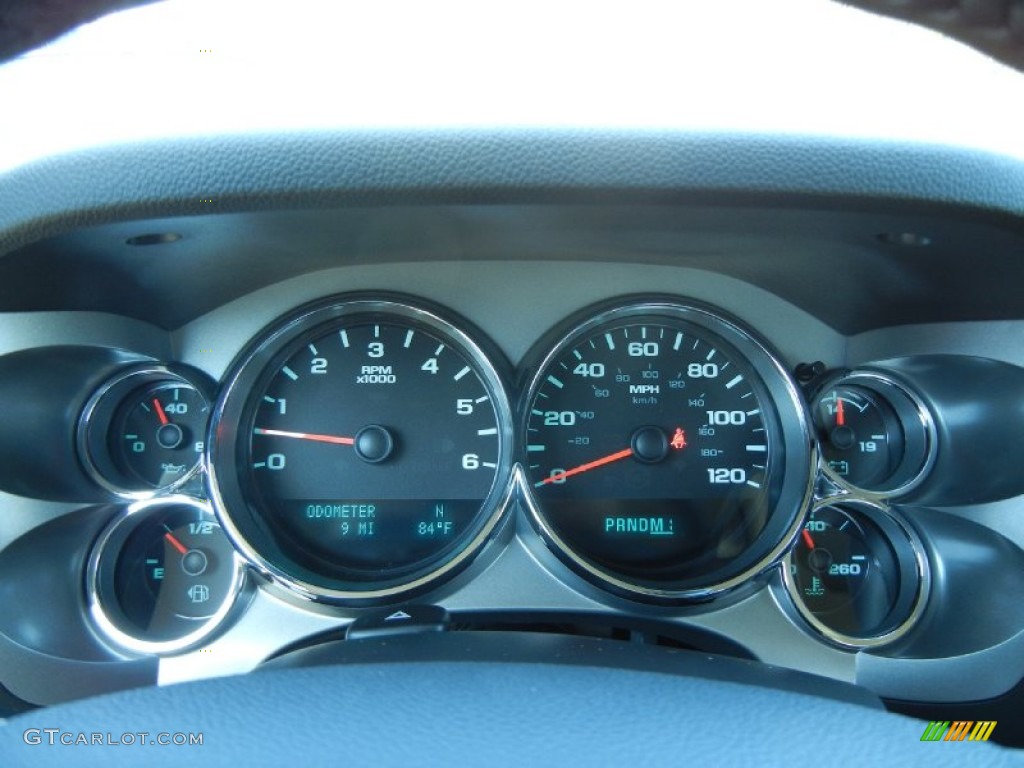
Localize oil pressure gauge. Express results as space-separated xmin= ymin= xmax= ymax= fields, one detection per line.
xmin=812 ymin=372 xmax=935 ymax=497
xmin=78 ymin=365 xmax=214 ymax=498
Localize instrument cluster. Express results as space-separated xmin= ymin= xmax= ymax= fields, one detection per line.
xmin=71 ymin=292 xmax=956 ymax=656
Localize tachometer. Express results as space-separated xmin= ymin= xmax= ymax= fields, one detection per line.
xmin=208 ymin=296 xmax=514 ymax=602
xmin=520 ymin=299 xmax=814 ymax=601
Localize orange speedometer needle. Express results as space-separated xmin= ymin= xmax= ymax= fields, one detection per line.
xmin=153 ymin=398 xmax=169 ymax=426
xmin=802 ymin=529 xmax=816 ymax=549
xmin=164 ymin=530 xmax=189 ymax=555
xmin=835 ymin=396 xmax=845 ymax=427
xmin=253 ymin=427 xmax=355 ymax=446
xmin=537 ymin=448 xmax=634 ymax=487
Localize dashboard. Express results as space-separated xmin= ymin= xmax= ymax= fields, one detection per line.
xmin=2 ymin=134 xmax=1024 ymax=751
xmin=3 ymin=0 xmax=1024 ymax=760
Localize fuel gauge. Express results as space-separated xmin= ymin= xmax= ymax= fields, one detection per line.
xmin=87 ymin=497 xmax=245 ymax=654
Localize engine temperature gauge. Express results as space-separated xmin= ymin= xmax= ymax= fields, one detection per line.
xmin=782 ymin=501 xmax=928 ymax=648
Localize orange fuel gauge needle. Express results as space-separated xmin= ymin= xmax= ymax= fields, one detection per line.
xmin=164 ymin=529 xmax=189 ymax=555
xmin=802 ymin=529 xmax=816 ymax=549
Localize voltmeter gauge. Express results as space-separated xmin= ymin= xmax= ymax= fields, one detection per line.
xmin=811 ymin=372 xmax=935 ymax=497
xmin=781 ymin=501 xmax=928 ymax=648
xmin=87 ymin=496 xmax=246 ymax=654
xmin=78 ymin=365 xmax=214 ymax=498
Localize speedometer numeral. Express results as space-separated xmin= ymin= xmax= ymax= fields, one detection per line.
xmin=627 ymin=342 xmax=658 ymax=357
xmin=707 ymin=467 xmax=746 ymax=484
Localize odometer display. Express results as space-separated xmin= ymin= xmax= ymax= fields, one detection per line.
xmin=522 ymin=300 xmax=814 ymax=600
xmin=208 ymin=297 xmax=513 ymax=602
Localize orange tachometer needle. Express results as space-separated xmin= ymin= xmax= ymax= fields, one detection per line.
xmin=153 ymin=398 xmax=169 ymax=426
xmin=164 ymin=530 xmax=189 ymax=555
xmin=253 ymin=427 xmax=355 ymax=446
xmin=536 ymin=448 xmax=634 ymax=487
xmin=835 ymin=396 xmax=845 ymax=427
xmin=802 ymin=529 xmax=815 ymax=549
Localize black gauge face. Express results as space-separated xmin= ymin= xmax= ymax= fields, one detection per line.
xmin=812 ymin=375 xmax=933 ymax=495
xmin=209 ymin=298 xmax=513 ymax=600
xmin=813 ymin=386 xmax=903 ymax=489
xmin=90 ymin=499 xmax=242 ymax=651
xmin=522 ymin=301 xmax=813 ymax=599
xmin=78 ymin=366 xmax=213 ymax=497
xmin=791 ymin=506 xmax=893 ymax=629
xmin=110 ymin=382 xmax=208 ymax=490
xmin=785 ymin=503 xmax=925 ymax=646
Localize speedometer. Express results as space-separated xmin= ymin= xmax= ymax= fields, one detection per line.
xmin=208 ymin=296 xmax=514 ymax=603
xmin=520 ymin=299 xmax=814 ymax=601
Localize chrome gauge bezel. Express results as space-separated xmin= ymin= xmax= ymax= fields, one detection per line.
xmin=86 ymin=496 xmax=248 ymax=655
xmin=518 ymin=297 xmax=817 ymax=603
xmin=77 ymin=364 xmax=214 ymax=499
xmin=779 ymin=498 xmax=930 ymax=650
xmin=206 ymin=295 xmax=516 ymax=604
xmin=812 ymin=371 xmax=937 ymax=500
